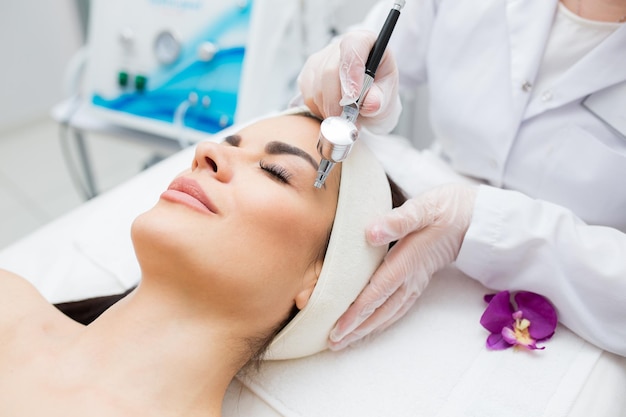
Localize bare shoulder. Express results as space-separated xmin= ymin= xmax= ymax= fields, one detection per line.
xmin=0 ymin=268 xmax=53 ymax=323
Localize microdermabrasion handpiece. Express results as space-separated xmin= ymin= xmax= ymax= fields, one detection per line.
xmin=314 ymin=0 xmax=405 ymax=189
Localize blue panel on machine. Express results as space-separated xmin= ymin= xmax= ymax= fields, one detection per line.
xmin=84 ymin=0 xmax=252 ymax=136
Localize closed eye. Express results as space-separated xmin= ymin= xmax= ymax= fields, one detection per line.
xmin=259 ymin=160 xmax=292 ymax=184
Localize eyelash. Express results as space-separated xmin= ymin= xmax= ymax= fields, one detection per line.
xmin=259 ymin=160 xmax=292 ymax=184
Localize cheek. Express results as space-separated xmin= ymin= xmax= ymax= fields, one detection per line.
xmin=237 ymin=190 xmax=330 ymax=258
xmin=216 ymin=190 xmax=330 ymax=303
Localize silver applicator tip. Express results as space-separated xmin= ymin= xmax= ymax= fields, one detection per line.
xmin=314 ymin=159 xmax=336 ymax=188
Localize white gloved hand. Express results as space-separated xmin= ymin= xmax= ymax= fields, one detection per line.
xmin=298 ymin=30 xmax=402 ymax=134
xmin=329 ymin=184 xmax=478 ymax=350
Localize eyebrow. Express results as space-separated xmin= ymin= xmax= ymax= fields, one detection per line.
xmin=224 ymin=134 xmax=318 ymax=170
xmin=223 ymin=135 xmax=241 ymax=147
xmin=265 ymin=141 xmax=319 ymax=170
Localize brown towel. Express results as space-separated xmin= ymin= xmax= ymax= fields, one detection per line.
xmin=54 ymin=287 xmax=136 ymax=325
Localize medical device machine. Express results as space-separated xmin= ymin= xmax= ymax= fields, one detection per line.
xmin=82 ymin=0 xmax=252 ymax=142
xmin=314 ymin=0 xmax=405 ymax=188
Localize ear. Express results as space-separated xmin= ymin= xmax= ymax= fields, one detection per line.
xmin=294 ymin=259 xmax=322 ymax=310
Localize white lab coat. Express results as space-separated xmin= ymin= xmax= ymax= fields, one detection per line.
xmin=363 ymin=0 xmax=626 ymax=355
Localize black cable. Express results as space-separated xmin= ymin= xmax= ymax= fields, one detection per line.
xmin=59 ymin=123 xmax=94 ymax=200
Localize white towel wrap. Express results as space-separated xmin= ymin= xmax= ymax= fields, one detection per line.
xmin=266 ymin=134 xmax=391 ymax=360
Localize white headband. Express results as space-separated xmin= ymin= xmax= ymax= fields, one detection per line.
xmin=265 ymin=132 xmax=391 ymax=360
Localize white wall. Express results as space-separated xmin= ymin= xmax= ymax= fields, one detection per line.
xmin=0 ymin=1 xmax=83 ymax=133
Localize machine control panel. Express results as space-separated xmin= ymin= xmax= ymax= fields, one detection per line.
xmin=83 ymin=0 xmax=252 ymax=138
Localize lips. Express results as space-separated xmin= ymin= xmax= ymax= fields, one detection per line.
xmin=161 ymin=177 xmax=219 ymax=214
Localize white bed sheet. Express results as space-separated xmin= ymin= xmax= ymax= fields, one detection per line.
xmin=0 ymin=130 xmax=624 ymax=416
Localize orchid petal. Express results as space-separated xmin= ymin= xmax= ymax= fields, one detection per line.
xmin=480 ymin=291 xmax=513 ymax=333
xmin=486 ymin=331 xmax=511 ymax=350
xmin=484 ymin=293 xmax=496 ymax=303
xmin=514 ymin=291 xmax=558 ymax=341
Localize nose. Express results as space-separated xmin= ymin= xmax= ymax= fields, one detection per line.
xmin=192 ymin=141 xmax=234 ymax=182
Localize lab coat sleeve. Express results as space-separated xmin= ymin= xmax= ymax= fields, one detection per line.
xmin=456 ymin=185 xmax=626 ymax=356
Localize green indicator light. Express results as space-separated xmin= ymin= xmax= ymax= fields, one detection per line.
xmin=118 ymin=71 xmax=129 ymax=87
xmin=135 ymin=74 xmax=147 ymax=92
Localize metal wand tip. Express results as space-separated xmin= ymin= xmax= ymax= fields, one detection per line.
xmin=314 ymin=159 xmax=335 ymax=189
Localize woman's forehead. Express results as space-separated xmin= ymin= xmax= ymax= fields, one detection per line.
xmin=236 ymin=115 xmax=321 ymax=152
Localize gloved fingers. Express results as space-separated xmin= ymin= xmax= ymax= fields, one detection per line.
xmin=297 ymin=64 xmax=322 ymax=117
xmin=327 ymin=300 xmax=374 ymax=349
xmin=332 ymin=230 xmax=436 ymax=345
xmin=298 ymin=43 xmax=343 ymax=119
xmin=339 ymin=31 xmax=401 ymax=134
xmin=328 ymin=324 xmax=370 ymax=351
xmin=328 ymin=278 xmax=400 ymax=346
xmin=328 ymin=185 xmax=480 ymax=351
xmin=328 ymin=252 xmax=410 ymax=344
xmin=328 ymin=280 xmax=418 ymax=351
xmin=360 ymin=91 xmax=402 ymax=134
xmin=374 ymin=290 xmax=420 ymax=335
xmin=318 ymin=46 xmax=346 ymax=118
xmin=329 ymin=237 xmax=419 ymax=345
xmin=337 ymin=30 xmax=377 ymax=106
xmin=366 ymin=195 xmax=437 ymax=246
xmin=337 ymin=52 xmax=364 ymax=107
xmin=298 ymin=29 xmax=401 ymax=130
xmin=358 ymin=49 xmax=398 ymax=118
xmin=371 ymin=210 xmax=462 ymax=287
xmin=359 ymin=54 xmax=401 ymax=134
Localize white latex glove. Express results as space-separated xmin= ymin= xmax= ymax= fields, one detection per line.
xmin=297 ymin=30 xmax=402 ymax=134
xmin=329 ymin=184 xmax=478 ymax=350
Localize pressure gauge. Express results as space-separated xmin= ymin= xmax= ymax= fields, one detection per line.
xmin=154 ymin=30 xmax=181 ymax=65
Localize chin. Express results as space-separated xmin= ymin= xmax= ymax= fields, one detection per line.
xmin=130 ymin=208 xmax=217 ymax=280
xmin=130 ymin=209 xmax=182 ymax=269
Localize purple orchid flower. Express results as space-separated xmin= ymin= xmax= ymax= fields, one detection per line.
xmin=480 ymin=291 xmax=558 ymax=350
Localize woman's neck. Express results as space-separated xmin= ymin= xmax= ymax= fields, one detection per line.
xmin=562 ymin=0 xmax=626 ymax=22
xmin=64 ymin=281 xmax=247 ymax=416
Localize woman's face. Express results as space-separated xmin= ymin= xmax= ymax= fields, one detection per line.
xmin=132 ymin=114 xmax=340 ymax=333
